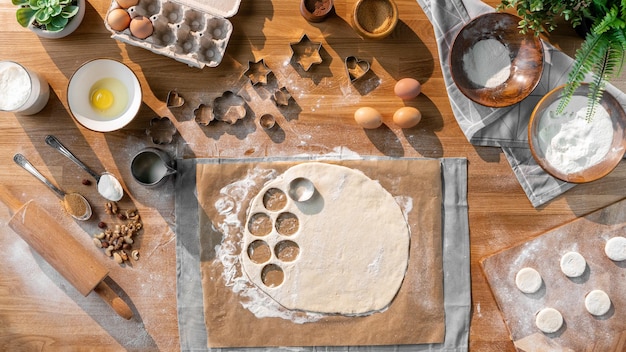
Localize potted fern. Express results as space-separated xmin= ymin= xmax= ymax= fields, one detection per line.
xmin=14 ymin=0 xmax=86 ymax=39
xmin=499 ymin=0 xmax=626 ymax=119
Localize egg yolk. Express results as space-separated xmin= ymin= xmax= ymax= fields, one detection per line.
xmin=91 ymin=88 xmax=114 ymax=111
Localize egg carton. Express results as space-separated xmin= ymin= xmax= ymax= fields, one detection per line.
xmin=104 ymin=0 xmax=241 ymax=68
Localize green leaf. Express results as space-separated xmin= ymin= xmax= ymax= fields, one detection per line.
xmin=34 ymin=7 xmax=53 ymax=24
xmin=28 ymin=0 xmax=40 ymax=10
xmin=15 ymin=7 xmax=35 ymax=27
xmin=49 ymin=15 xmax=68 ymax=30
xmin=557 ymin=32 xmax=607 ymax=114
xmin=12 ymin=0 xmax=29 ymax=5
xmin=61 ymin=5 xmax=78 ymax=18
xmin=585 ymin=46 xmax=611 ymax=121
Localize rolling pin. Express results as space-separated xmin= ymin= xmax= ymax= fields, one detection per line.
xmin=0 ymin=185 xmax=133 ymax=320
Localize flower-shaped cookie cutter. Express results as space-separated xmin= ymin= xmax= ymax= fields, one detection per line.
xmin=289 ymin=34 xmax=323 ymax=71
xmin=213 ymin=91 xmax=247 ymax=124
xmin=194 ymin=103 xmax=214 ymax=126
xmin=146 ymin=116 xmax=177 ymax=144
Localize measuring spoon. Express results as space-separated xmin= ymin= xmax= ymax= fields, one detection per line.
xmin=45 ymin=135 xmax=124 ymax=202
xmin=14 ymin=153 xmax=92 ymax=221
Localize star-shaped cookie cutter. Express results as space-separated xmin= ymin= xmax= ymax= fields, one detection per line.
xmin=289 ymin=34 xmax=323 ymax=71
xmin=273 ymin=87 xmax=292 ymax=106
xmin=244 ymin=59 xmax=272 ymax=85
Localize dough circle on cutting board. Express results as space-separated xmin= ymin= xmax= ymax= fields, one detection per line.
xmin=585 ymin=289 xmax=611 ymax=316
xmin=535 ymin=307 xmax=563 ymax=334
xmin=515 ymin=267 xmax=542 ymax=294
xmin=560 ymin=251 xmax=586 ymax=278
xmin=240 ymin=162 xmax=411 ymax=315
xmin=605 ymin=236 xmax=626 ymax=261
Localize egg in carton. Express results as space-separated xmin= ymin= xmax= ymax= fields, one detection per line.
xmin=104 ymin=0 xmax=241 ymax=68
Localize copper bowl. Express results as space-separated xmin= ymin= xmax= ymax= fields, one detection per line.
xmin=528 ymin=84 xmax=626 ymax=183
xmin=351 ymin=0 xmax=398 ymax=40
xmin=449 ymin=12 xmax=543 ymax=107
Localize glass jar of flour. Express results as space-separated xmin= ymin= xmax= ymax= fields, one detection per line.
xmin=0 ymin=61 xmax=50 ymax=115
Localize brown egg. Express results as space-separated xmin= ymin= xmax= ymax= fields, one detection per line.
xmin=116 ymin=0 xmax=139 ymax=8
xmin=394 ymin=78 xmax=421 ymax=100
xmin=130 ymin=16 xmax=154 ymax=39
xmin=107 ymin=9 xmax=131 ymax=31
xmin=393 ymin=107 xmax=422 ymax=128
xmin=354 ymin=107 xmax=383 ymax=129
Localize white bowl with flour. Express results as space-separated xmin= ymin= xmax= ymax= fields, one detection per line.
xmin=529 ymin=84 xmax=626 ymax=183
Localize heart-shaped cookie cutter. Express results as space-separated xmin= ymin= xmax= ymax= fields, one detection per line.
xmin=345 ymin=56 xmax=371 ymax=82
xmin=166 ymin=89 xmax=185 ymax=108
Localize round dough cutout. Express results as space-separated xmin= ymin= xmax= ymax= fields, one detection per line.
xmin=585 ymin=289 xmax=611 ymax=316
xmin=515 ymin=267 xmax=542 ymax=294
xmin=560 ymin=251 xmax=586 ymax=278
xmin=605 ymin=236 xmax=626 ymax=261
xmin=535 ymin=307 xmax=563 ymax=334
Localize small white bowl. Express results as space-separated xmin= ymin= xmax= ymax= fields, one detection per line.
xmin=67 ymin=58 xmax=142 ymax=132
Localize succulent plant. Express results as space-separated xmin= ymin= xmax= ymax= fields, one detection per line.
xmin=499 ymin=0 xmax=626 ymax=120
xmin=13 ymin=0 xmax=79 ymax=32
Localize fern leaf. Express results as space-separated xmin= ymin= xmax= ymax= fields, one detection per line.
xmin=593 ymin=6 xmax=619 ymax=34
xmin=583 ymin=32 xmax=625 ymax=121
xmin=557 ymin=32 xmax=606 ymax=113
xmin=607 ymin=29 xmax=626 ymax=78
xmin=585 ymin=46 xmax=611 ymax=121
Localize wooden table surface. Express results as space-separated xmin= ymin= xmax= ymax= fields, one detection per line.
xmin=1 ymin=0 xmax=625 ymax=350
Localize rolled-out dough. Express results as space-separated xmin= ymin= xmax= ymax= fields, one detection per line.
xmin=560 ymin=251 xmax=586 ymax=278
xmin=240 ymin=162 xmax=411 ymax=315
xmin=605 ymin=236 xmax=626 ymax=261
xmin=535 ymin=307 xmax=563 ymax=334
xmin=585 ymin=290 xmax=611 ymax=316
xmin=515 ymin=267 xmax=542 ymax=294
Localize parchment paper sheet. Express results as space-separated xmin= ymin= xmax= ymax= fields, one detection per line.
xmin=481 ymin=198 xmax=626 ymax=351
xmin=175 ymin=156 xmax=470 ymax=351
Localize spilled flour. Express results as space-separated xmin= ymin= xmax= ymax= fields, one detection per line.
xmin=213 ymin=166 xmax=324 ymax=324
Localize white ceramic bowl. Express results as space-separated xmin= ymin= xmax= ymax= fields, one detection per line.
xmin=67 ymin=58 xmax=142 ymax=132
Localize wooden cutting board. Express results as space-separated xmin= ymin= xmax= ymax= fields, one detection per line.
xmin=481 ymin=197 xmax=626 ymax=351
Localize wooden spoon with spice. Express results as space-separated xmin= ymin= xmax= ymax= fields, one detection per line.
xmin=13 ymin=153 xmax=92 ymax=221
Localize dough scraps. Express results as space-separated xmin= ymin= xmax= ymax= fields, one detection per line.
xmin=515 ymin=267 xmax=542 ymax=294
xmin=241 ymin=162 xmax=411 ymax=315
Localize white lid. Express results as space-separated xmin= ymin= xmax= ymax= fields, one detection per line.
xmin=170 ymin=0 xmax=241 ymax=17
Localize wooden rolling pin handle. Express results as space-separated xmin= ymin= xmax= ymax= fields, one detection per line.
xmin=94 ymin=280 xmax=133 ymax=320
xmin=0 ymin=185 xmax=25 ymax=214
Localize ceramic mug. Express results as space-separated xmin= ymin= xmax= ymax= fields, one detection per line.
xmin=0 ymin=61 xmax=50 ymax=115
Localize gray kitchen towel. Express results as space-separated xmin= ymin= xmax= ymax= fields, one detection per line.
xmin=175 ymin=156 xmax=470 ymax=351
xmin=417 ymin=0 xmax=626 ymax=207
